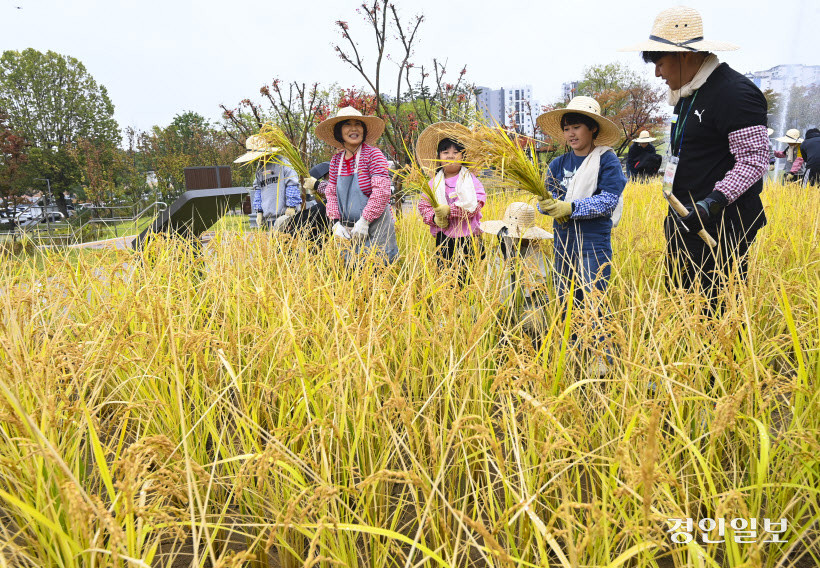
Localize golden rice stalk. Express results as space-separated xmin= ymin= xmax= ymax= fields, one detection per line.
xmin=440 ymin=123 xmax=553 ymax=202
xmin=253 ymin=123 xmax=310 ymax=180
xmin=392 ymin=140 xmax=438 ymax=208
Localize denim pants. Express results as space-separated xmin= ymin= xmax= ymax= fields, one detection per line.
xmin=552 ymin=226 xmax=612 ymax=310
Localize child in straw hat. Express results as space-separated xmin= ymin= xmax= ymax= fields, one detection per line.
xmin=416 ymin=122 xmax=486 ymax=282
xmin=534 ymin=96 xmax=626 ymax=326
xmin=315 ymin=106 xmax=398 ymax=263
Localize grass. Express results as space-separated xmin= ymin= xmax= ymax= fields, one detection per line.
xmin=0 ymin=179 xmax=818 ymax=567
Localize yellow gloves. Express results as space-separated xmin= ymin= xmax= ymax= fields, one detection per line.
xmin=433 ymin=204 xmax=450 ymax=229
xmin=537 ymin=196 xmax=555 ymax=212
xmin=544 ymin=200 xmax=573 ymax=224
xmin=285 ymin=207 xmax=296 ymax=216
xmin=256 ymin=212 xmax=264 ymax=228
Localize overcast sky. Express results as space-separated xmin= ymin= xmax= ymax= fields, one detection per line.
xmin=3 ymin=0 xmax=818 ymax=134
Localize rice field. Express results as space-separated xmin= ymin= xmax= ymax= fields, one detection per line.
xmin=0 ymin=179 xmax=818 ymax=567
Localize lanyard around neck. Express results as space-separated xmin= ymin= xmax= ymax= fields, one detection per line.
xmin=672 ymin=91 xmax=698 ymax=157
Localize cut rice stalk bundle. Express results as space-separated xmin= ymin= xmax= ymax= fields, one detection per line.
xmin=393 ymin=139 xmax=438 ymax=208
xmin=252 ymin=123 xmax=310 ymax=180
xmin=445 ymin=123 xmax=555 ymax=203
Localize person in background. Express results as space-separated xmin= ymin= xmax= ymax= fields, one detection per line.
xmin=621 ymin=5 xmax=768 ymax=314
xmin=416 ymin=122 xmax=485 ymax=285
xmin=284 ymin=161 xmax=332 ymax=245
xmin=773 ymin=129 xmax=804 ymax=182
xmin=233 ymin=134 xmax=301 ymax=230
xmin=314 ymin=107 xmax=398 ymax=263
xmin=800 ymin=128 xmax=820 ymax=186
xmin=626 ymin=130 xmax=661 ymax=179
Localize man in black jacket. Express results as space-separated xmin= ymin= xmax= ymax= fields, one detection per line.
xmin=626 ymin=130 xmax=661 ymax=179
xmin=801 ymin=128 xmax=820 ymax=186
xmin=621 ymin=6 xmax=769 ymax=313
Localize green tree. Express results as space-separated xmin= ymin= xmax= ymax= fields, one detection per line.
xmin=567 ymin=62 xmax=666 ymax=156
xmin=0 ymin=48 xmax=121 ymax=213
xmin=0 ymin=112 xmax=27 ymax=216
xmin=141 ymin=112 xmax=236 ymax=200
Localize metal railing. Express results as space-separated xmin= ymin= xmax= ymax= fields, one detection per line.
xmin=0 ymin=199 xmax=168 ymax=246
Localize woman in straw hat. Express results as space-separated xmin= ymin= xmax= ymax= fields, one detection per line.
xmin=625 ymin=130 xmax=660 ymax=180
xmin=534 ymin=96 xmax=626 ymax=321
xmin=481 ymin=202 xmax=552 ymax=337
xmin=315 ymin=106 xmax=398 ymax=262
xmin=416 ymin=122 xmax=486 ymax=283
xmin=621 ymin=5 xmax=769 ymax=313
xmin=234 ymin=135 xmax=301 ymax=229
xmin=773 ymin=129 xmax=804 ymax=182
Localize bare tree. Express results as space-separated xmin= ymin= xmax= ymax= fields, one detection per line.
xmin=220 ymin=80 xmax=328 ymax=167
xmin=333 ymin=1 xmax=476 ymax=165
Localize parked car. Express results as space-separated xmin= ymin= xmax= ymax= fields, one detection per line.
xmin=40 ymin=212 xmax=66 ymax=223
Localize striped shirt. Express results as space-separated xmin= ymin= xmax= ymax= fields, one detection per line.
xmin=327 ymin=143 xmax=389 ymax=196
xmin=326 ymin=143 xmax=392 ymax=223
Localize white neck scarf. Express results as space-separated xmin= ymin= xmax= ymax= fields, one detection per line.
xmin=433 ymin=167 xmax=478 ymax=212
xmin=668 ymin=54 xmax=720 ymax=106
xmin=564 ymin=145 xmax=625 ymax=228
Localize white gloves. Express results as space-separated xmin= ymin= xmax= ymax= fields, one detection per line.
xmin=332 ymin=222 xmax=351 ymax=240
xmin=256 ymin=212 xmax=264 ymax=228
xmin=351 ymin=217 xmax=370 ymax=242
xmin=285 ymin=207 xmax=296 ymax=216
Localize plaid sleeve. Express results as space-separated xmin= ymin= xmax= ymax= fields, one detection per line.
xmin=325 ymin=182 xmax=339 ymax=220
xmin=361 ymin=175 xmax=392 ymax=222
xmin=285 ymin=183 xmax=302 ymax=207
xmin=714 ymin=125 xmax=769 ymax=204
xmin=450 ymin=201 xmax=484 ymax=220
xmin=417 ymin=195 xmax=436 ymax=227
xmin=570 ymin=192 xmax=620 ymax=220
xmin=790 ymin=157 xmax=804 ymax=174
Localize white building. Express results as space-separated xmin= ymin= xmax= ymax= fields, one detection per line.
xmin=745 ymin=64 xmax=820 ymax=92
xmin=476 ymin=85 xmax=542 ymax=137
xmin=562 ymin=81 xmax=579 ymax=101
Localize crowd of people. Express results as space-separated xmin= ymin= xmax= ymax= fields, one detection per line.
xmin=233 ymin=6 xmax=816 ymax=372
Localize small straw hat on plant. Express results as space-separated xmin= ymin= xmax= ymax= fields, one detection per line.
xmin=481 ymin=202 xmax=553 ymax=240
xmin=536 ymin=96 xmax=621 ymax=147
xmin=618 ymin=5 xmax=739 ymax=53
xmin=315 ymin=107 xmax=385 ymax=149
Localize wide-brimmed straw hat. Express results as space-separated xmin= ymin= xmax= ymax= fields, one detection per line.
xmin=633 ymin=130 xmax=657 ymax=143
xmin=234 ymin=134 xmax=281 ymax=164
xmin=619 ymin=6 xmax=739 ymax=53
xmin=481 ymin=202 xmax=553 ymax=240
xmin=314 ymin=106 xmax=385 ymax=149
xmin=415 ymin=122 xmax=472 ymax=173
xmin=536 ymin=96 xmax=621 ymax=147
xmin=775 ymin=129 xmax=803 ymax=144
